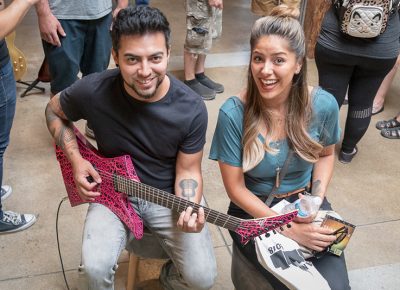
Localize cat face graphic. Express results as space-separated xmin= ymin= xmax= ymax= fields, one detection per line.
xmin=349 ymin=10 xmax=382 ymax=34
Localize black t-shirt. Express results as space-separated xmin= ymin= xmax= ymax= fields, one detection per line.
xmin=0 ymin=39 xmax=10 ymax=68
xmin=60 ymin=69 xmax=208 ymax=194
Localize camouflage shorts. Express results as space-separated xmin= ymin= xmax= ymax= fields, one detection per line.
xmin=185 ymin=0 xmax=222 ymax=54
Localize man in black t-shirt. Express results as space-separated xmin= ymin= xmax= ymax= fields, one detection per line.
xmin=45 ymin=6 xmax=216 ymax=290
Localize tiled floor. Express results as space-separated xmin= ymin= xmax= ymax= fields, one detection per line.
xmin=1 ymin=1 xmax=399 ymax=289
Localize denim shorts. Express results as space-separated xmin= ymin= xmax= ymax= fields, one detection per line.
xmin=42 ymin=13 xmax=112 ymax=94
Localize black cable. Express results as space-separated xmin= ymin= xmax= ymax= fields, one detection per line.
xmin=56 ymin=197 xmax=71 ymax=290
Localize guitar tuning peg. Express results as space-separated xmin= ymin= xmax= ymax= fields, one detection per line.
xmin=273 ymin=229 xmax=276 ymax=234
xmin=280 ymin=226 xmax=284 ymax=231
xmin=266 ymin=232 xmax=270 ymax=238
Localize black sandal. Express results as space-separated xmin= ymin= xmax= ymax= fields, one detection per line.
xmin=381 ymin=128 xmax=400 ymax=139
xmin=375 ymin=118 xmax=400 ymax=130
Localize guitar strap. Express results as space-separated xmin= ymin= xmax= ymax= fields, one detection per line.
xmin=264 ymin=149 xmax=294 ymax=207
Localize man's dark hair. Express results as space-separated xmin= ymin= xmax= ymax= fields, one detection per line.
xmin=111 ymin=6 xmax=171 ymax=52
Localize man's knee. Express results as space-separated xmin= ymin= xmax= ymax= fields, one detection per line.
xmin=78 ymin=260 xmax=117 ymax=288
xmin=183 ymin=269 xmax=216 ymax=290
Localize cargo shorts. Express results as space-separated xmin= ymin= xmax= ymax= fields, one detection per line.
xmin=184 ymin=0 xmax=222 ymax=54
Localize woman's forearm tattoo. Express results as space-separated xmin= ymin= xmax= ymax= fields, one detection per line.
xmin=311 ymin=180 xmax=321 ymax=196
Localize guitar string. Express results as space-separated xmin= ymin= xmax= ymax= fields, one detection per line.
xmin=93 ymin=169 xmax=241 ymax=230
xmin=80 ymin=169 xmax=292 ymax=233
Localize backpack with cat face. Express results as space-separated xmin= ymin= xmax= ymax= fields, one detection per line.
xmin=333 ymin=0 xmax=400 ymax=39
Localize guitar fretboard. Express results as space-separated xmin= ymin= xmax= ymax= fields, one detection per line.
xmin=114 ymin=175 xmax=241 ymax=231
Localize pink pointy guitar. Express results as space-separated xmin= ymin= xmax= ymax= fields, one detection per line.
xmin=55 ymin=129 xmax=297 ymax=245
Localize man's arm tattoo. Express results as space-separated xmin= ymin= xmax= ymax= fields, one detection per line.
xmin=45 ymin=98 xmax=77 ymax=152
xmin=179 ymin=179 xmax=198 ymax=201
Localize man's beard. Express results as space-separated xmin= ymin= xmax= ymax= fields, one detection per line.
xmin=126 ymin=75 xmax=164 ymax=100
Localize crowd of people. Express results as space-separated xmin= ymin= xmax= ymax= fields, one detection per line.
xmin=1 ymin=1 xmax=399 ymax=290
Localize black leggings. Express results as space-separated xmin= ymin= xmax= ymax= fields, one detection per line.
xmin=315 ymin=43 xmax=397 ymax=152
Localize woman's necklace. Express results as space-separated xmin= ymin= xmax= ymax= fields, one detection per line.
xmin=273 ymin=141 xmax=284 ymax=188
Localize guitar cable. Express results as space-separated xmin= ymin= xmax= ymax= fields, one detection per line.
xmin=56 ymin=196 xmax=71 ymax=290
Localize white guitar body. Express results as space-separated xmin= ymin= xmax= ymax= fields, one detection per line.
xmin=254 ymin=232 xmax=331 ymax=290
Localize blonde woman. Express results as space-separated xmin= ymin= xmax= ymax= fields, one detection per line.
xmin=209 ymin=7 xmax=350 ymax=290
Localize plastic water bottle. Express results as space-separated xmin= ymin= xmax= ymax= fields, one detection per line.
xmin=282 ymin=195 xmax=322 ymax=218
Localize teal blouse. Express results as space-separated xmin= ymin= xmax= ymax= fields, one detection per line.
xmin=209 ymin=87 xmax=341 ymax=197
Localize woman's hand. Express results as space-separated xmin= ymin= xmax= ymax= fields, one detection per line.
xmin=283 ymin=221 xmax=336 ymax=252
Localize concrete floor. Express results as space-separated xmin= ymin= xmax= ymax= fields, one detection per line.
xmin=1 ymin=1 xmax=400 ymax=289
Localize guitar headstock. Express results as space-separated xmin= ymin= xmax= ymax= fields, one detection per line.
xmin=235 ymin=210 xmax=298 ymax=245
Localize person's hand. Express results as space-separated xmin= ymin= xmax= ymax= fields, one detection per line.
xmin=72 ymin=158 xmax=102 ymax=202
xmin=177 ymin=206 xmax=205 ymax=233
xmin=27 ymin=0 xmax=41 ymax=5
xmin=37 ymin=11 xmax=66 ymax=47
xmin=283 ymin=222 xmax=336 ymax=252
xmin=208 ymin=0 xmax=223 ymax=9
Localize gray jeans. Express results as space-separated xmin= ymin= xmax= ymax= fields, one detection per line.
xmin=78 ymin=197 xmax=217 ymax=290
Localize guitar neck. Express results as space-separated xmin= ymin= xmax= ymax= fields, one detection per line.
xmin=114 ymin=175 xmax=241 ymax=231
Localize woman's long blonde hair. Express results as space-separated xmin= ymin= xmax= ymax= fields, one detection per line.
xmin=242 ymin=6 xmax=323 ymax=172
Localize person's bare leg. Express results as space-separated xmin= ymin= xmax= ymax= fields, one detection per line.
xmin=194 ymin=54 xmax=206 ymax=75
xmin=193 ymin=53 xmax=224 ymax=93
xmin=183 ymin=50 xmax=215 ymax=100
xmin=184 ymin=50 xmax=198 ymax=81
xmin=373 ymin=55 xmax=400 ymax=114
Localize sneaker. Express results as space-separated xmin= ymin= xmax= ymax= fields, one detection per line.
xmin=338 ymin=146 xmax=358 ymax=164
xmin=0 ymin=210 xmax=36 ymax=234
xmin=195 ymin=73 xmax=224 ymax=93
xmin=1 ymin=185 xmax=12 ymax=201
xmin=85 ymin=122 xmax=95 ymax=139
xmin=184 ymin=79 xmax=216 ymax=100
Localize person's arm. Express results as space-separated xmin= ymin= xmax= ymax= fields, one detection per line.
xmin=208 ymin=0 xmax=223 ymax=9
xmin=45 ymin=94 xmax=101 ymax=201
xmin=0 ymin=0 xmax=39 ymax=38
xmin=112 ymin=0 xmax=129 ymax=18
xmin=219 ymin=162 xmax=277 ymax=218
xmin=175 ymin=150 xmax=206 ymax=233
xmin=282 ymin=145 xmax=337 ymax=251
xmin=35 ymin=0 xmax=65 ymax=47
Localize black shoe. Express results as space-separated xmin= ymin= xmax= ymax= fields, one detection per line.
xmin=195 ymin=73 xmax=224 ymax=93
xmin=184 ymin=79 xmax=216 ymax=100
xmin=0 ymin=211 xmax=36 ymax=234
xmin=338 ymin=146 xmax=358 ymax=164
xmin=85 ymin=123 xmax=95 ymax=139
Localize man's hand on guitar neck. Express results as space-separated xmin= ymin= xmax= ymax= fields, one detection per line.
xmin=45 ymin=94 xmax=101 ymax=201
xmin=35 ymin=0 xmax=66 ymax=47
xmin=177 ymin=206 xmax=205 ymax=233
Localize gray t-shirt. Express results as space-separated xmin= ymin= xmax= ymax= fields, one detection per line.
xmin=49 ymin=0 xmax=112 ymax=20
xmin=317 ymin=6 xmax=400 ymax=59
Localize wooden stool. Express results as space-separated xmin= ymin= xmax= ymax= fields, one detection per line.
xmin=126 ymin=252 xmax=140 ymax=290
xmin=126 ymin=228 xmax=169 ymax=290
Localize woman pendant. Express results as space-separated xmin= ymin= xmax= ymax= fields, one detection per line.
xmin=275 ymin=167 xmax=281 ymax=188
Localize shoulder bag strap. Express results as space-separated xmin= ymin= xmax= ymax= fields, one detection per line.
xmin=264 ymin=149 xmax=294 ymax=207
